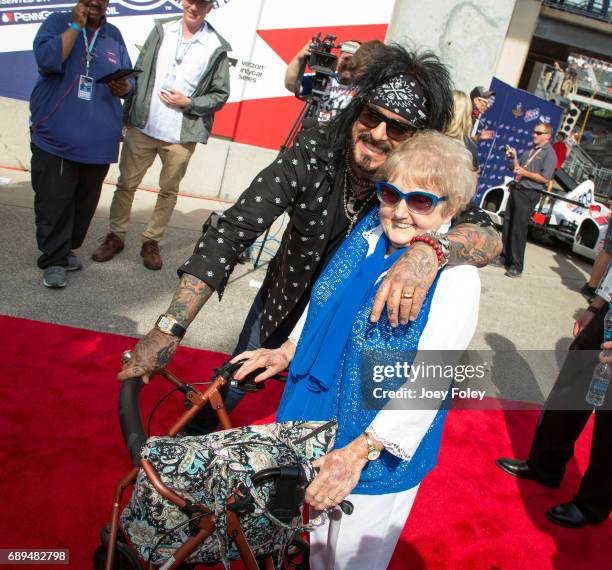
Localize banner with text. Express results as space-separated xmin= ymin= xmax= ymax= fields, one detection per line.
xmin=0 ymin=0 xmax=392 ymax=149
xmin=475 ymin=77 xmax=564 ymax=202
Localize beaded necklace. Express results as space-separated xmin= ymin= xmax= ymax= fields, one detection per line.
xmin=343 ymin=170 xmax=376 ymax=236
xmin=345 ymin=152 xmax=375 ymax=195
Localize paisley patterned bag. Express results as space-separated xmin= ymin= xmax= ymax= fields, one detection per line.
xmin=120 ymin=420 xmax=336 ymax=568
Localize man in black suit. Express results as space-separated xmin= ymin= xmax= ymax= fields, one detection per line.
xmin=496 ymin=283 xmax=612 ymax=528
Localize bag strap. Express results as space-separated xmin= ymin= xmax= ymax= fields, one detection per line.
xmin=293 ymin=420 xmax=337 ymax=445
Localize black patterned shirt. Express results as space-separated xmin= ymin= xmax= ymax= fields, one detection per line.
xmin=179 ymin=128 xmax=493 ymax=345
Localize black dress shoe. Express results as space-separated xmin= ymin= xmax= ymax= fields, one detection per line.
xmin=546 ymin=502 xmax=593 ymax=528
xmin=505 ymin=267 xmax=522 ymax=278
xmin=579 ymin=283 xmax=597 ymax=298
xmin=491 ymin=256 xmax=506 ymax=268
xmin=495 ymin=458 xmax=559 ymax=488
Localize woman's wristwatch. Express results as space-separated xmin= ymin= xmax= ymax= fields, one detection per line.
xmin=363 ymin=432 xmax=381 ymax=461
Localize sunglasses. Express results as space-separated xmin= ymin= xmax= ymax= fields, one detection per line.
xmin=375 ymin=181 xmax=447 ymax=214
xmin=358 ymin=104 xmax=418 ymax=142
xmin=533 ymin=130 xmax=548 ymax=135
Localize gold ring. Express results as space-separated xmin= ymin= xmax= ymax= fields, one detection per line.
xmin=402 ymin=292 xmax=413 ymax=299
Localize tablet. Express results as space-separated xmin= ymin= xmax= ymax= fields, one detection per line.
xmin=96 ymin=68 xmax=142 ymax=84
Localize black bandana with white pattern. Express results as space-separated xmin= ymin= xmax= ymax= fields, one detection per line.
xmin=366 ymin=74 xmax=428 ymax=128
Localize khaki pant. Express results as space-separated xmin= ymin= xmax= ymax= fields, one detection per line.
xmin=109 ymin=126 xmax=196 ymax=242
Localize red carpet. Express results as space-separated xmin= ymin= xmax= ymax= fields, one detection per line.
xmin=0 ymin=316 xmax=609 ymax=569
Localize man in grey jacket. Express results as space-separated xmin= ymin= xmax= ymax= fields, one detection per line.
xmin=93 ymin=0 xmax=231 ymax=270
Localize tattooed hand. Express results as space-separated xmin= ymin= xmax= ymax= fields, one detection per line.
xmin=599 ymin=340 xmax=612 ymax=365
xmin=116 ymin=274 xmax=214 ymax=384
xmin=371 ymin=223 xmax=502 ymax=326
xmin=117 ymin=329 xmax=179 ymax=384
xmin=306 ymin=436 xmax=372 ymax=510
xmin=371 ymin=242 xmax=438 ymax=326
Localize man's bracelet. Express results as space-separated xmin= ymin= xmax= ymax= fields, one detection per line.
xmin=409 ymin=235 xmax=445 ymax=267
xmin=68 ymin=22 xmax=82 ymax=32
xmin=587 ymin=305 xmax=599 ymax=314
xmin=409 ymin=233 xmax=450 ymax=269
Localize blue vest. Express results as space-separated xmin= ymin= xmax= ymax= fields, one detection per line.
xmin=278 ymin=208 xmax=448 ymax=494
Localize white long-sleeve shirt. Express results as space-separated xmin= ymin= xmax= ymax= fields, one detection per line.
xmin=367 ymin=264 xmax=480 ymax=460
xmin=288 ymin=233 xmax=480 ymax=460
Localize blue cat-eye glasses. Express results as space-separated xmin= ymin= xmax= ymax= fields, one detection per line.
xmin=375 ymin=181 xmax=447 ymax=215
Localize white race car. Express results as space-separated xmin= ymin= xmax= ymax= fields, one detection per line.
xmin=479 ymin=179 xmax=610 ymax=260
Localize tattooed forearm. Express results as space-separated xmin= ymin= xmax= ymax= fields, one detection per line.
xmin=166 ymin=274 xmax=215 ymax=328
xmin=446 ymin=224 xmax=502 ymax=268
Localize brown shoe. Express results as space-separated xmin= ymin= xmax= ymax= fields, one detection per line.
xmin=92 ymin=232 xmax=124 ymax=262
xmin=141 ymin=240 xmax=162 ymax=270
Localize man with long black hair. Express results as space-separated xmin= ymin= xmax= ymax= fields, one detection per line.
xmin=118 ymin=44 xmax=502 ymax=433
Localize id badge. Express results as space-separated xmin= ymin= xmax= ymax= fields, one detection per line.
xmin=78 ymin=75 xmax=94 ymax=101
xmin=161 ymin=73 xmax=176 ymax=92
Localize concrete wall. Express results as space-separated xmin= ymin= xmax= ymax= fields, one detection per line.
xmin=386 ymin=0 xmax=517 ymax=93
xmin=495 ymin=0 xmax=542 ymax=87
xmin=0 ymin=96 xmax=30 ymax=171
xmin=0 ymin=95 xmax=276 ymax=202
xmin=114 ymin=138 xmax=276 ymax=203
xmin=2 ymin=0 xmax=530 ymax=200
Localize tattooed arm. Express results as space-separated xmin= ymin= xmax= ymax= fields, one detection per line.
xmin=447 ymin=223 xmax=502 ymax=268
xmin=117 ymin=275 xmax=214 ymax=383
xmin=371 ymin=223 xmax=501 ymax=327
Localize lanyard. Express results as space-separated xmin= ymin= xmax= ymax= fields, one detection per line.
xmin=515 ymin=147 xmax=542 ymax=183
xmin=523 ymin=147 xmax=541 ymax=169
xmin=174 ymin=21 xmax=206 ymax=66
xmin=82 ymin=27 xmax=100 ymax=76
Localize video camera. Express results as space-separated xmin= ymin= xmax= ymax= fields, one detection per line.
xmin=279 ymin=32 xmax=339 ymax=156
xmin=298 ymin=32 xmax=338 ymax=101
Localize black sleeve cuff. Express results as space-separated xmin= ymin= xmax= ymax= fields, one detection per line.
xmin=454 ymin=202 xmax=494 ymax=227
xmin=177 ymin=254 xmax=227 ymax=299
xmin=176 ymin=229 xmax=238 ymax=300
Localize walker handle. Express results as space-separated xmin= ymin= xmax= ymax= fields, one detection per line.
xmin=252 ymin=467 xmax=354 ymax=515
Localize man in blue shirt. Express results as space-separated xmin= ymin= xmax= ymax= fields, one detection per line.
xmin=30 ymin=0 xmax=132 ymax=288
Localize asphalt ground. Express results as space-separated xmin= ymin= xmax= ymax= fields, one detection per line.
xmin=0 ymin=166 xmax=596 ymax=401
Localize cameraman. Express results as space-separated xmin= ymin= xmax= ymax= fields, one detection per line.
xmin=284 ymin=38 xmax=361 ymax=123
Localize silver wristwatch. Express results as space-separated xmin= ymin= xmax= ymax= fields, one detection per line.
xmin=363 ymin=432 xmax=381 ymax=461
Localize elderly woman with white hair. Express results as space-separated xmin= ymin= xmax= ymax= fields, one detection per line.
xmin=233 ymin=130 xmax=481 ymax=569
